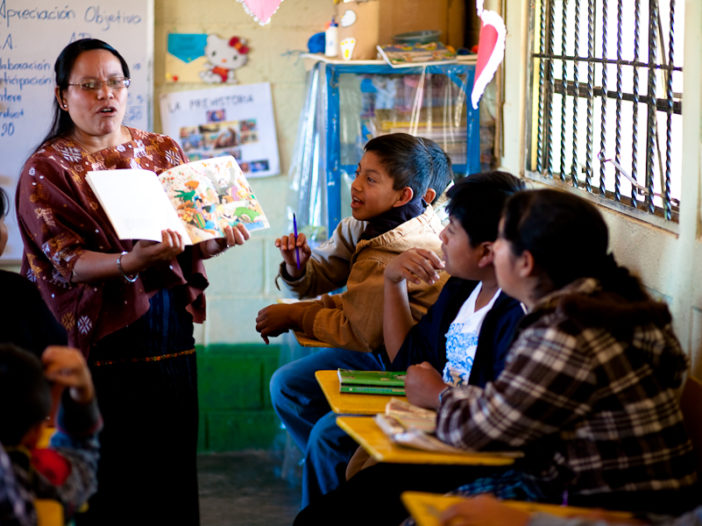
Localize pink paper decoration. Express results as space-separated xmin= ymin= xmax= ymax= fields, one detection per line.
xmin=237 ymin=0 xmax=285 ymax=25
xmin=471 ymin=1 xmax=506 ymax=110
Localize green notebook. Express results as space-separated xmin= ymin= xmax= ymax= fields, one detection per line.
xmin=337 ymin=369 xmax=406 ymax=395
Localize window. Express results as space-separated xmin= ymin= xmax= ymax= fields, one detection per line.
xmin=526 ymin=0 xmax=683 ymax=222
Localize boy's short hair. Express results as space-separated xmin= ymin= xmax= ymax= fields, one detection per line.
xmin=421 ymin=138 xmax=453 ymax=201
xmin=0 ymin=344 xmax=51 ymax=445
xmin=446 ymin=171 xmax=525 ymax=247
xmin=364 ymin=133 xmax=433 ymax=201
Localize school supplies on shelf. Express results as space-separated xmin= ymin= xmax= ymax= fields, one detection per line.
xmin=86 ymin=155 xmax=269 ymax=245
xmin=376 ymin=41 xmax=457 ymax=68
xmin=337 ymin=369 xmax=406 ymax=395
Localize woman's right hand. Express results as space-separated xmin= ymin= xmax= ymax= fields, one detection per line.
xmin=124 ymin=229 xmax=185 ymax=274
xmin=275 ymin=232 xmax=312 ymax=279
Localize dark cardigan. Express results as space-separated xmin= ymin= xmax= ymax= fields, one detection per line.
xmin=390 ymin=277 xmax=524 ymax=387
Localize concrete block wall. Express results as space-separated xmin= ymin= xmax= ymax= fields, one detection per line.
xmin=197 ymin=343 xmax=282 ymax=451
xmin=154 ymin=0 xmax=332 ymax=347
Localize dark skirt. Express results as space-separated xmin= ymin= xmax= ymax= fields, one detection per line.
xmin=76 ymin=289 xmax=199 ymax=526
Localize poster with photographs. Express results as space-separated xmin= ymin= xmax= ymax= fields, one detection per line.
xmin=159 ymin=83 xmax=279 ymax=178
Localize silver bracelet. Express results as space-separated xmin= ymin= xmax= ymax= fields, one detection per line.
xmin=116 ymin=251 xmax=138 ymax=283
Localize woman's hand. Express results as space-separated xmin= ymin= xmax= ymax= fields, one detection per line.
xmin=275 ymin=232 xmax=312 ymax=279
xmin=384 ymin=248 xmax=444 ymax=285
xmin=405 ymin=361 xmax=447 ymax=410
xmin=202 ymin=223 xmax=250 ymax=259
xmin=71 ymin=229 xmax=186 ymax=283
xmin=124 ymin=229 xmax=186 ymax=273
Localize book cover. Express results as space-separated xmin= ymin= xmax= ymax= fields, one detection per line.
xmin=86 ymin=155 xmax=269 ymax=244
xmin=376 ymin=42 xmax=457 ymax=68
xmin=339 ymin=385 xmax=407 ymax=395
xmin=337 ymin=369 xmax=406 ymax=396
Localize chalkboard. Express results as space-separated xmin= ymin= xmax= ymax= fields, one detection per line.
xmin=0 ymin=0 xmax=154 ymax=261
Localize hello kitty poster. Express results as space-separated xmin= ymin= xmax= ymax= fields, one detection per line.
xmin=166 ymin=33 xmax=250 ymax=84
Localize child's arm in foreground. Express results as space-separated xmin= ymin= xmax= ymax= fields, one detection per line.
xmin=383 ymin=248 xmax=444 ymax=361
xmin=42 ymin=346 xmax=102 ymax=514
xmin=255 ymin=302 xmax=312 ymax=344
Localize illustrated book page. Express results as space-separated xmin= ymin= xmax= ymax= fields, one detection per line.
xmin=86 ymin=155 xmax=268 ymax=244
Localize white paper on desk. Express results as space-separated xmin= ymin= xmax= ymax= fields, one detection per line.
xmin=86 ymin=169 xmax=191 ymax=243
xmin=374 ymin=413 xmax=523 ymax=458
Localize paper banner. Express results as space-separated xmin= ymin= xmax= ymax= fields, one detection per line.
xmin=471 ymin=3 xmax=506 ymax=110
xmin=237 ymin=0 xmax=285 ymax=25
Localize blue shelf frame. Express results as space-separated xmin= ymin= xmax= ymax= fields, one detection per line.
xmin=323 ymin=62 xmax=480 ymax=231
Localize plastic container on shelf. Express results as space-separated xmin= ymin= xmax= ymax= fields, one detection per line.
xmin=325 ymin=18 xmax=339 ymax=57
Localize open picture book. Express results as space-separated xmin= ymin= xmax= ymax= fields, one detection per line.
xmin=337 ymin=369 xmax=406 ymax=395
xmin=86 ymin=155 xmax=269 ymax=245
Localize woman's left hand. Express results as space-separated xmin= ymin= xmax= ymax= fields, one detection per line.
xmin=222 ymin=223 xmax=250 ymax=250
xmin=205 ymin=223 xmax=250 ymax=258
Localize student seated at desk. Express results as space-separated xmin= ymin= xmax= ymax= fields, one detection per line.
xmin=340 ymin=172 xmax=527 ymax=487
xmin=0 ymin=344 xmax=101 ymax=525
xmin=256 ymin=133 xmax=449 ymax=507
xmin=294 ymin=189 xmax=698 ymax=526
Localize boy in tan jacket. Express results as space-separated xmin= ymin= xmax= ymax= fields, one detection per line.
xmin=256 ymin=133 xmax=449 ymax=507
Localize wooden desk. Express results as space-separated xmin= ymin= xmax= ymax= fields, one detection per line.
xmin=337 ymin=416 xmax=519 ymax=466
xmin=315 ymin=369 xmax=408 ymax=415
xmin=294 ymin=331 xmax=330 ymax=348
xmin=401 ymin=491 xmax=634 ymax=526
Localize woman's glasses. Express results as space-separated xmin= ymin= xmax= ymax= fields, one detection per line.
xmin=67 ymin=77 xmax=131 ymax=91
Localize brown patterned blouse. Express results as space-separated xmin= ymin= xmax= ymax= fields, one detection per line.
xmin=15 ymin=127 xmax=209 ymax=355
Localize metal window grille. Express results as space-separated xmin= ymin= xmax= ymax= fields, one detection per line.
xmin=526 ymin=0 xmax=683 ymax=222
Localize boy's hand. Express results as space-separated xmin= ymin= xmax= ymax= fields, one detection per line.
xmin=275 ymin=232 xmax=312 ymax=279
xmin=405 ymin=361 xmax=447 ymax=410
xmin=42 ymin=346 xmax=94 ymax=405
xmin=255 ymin=303 xmax=303 ymax=344
xmin=385 ymin=248 xmax=444 ymax=285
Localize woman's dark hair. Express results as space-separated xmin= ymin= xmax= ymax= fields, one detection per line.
xmin=363 ymin=133 xmax=433 ymax=201
xmin=0 ymin=344 xmax=51 ymax=446
xmin=0 ymin=187 xmax=8 ymax=219
xmin=40 ymin=38 xmax=130 ymax=146
xmin=501 ymin=189 xmax=647 ymax=300
xmin=445 ymin=171 xmax=525 ymax=246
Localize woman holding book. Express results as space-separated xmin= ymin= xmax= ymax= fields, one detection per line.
xmin=15 ymin=38 xmax=249 ymax=525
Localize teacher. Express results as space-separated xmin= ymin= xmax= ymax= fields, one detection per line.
xmin=15 ymin=38 xmax=249 ymax=525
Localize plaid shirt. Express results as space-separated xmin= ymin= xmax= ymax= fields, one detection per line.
xmin=436 ymin=278 xmax=697 ymax=498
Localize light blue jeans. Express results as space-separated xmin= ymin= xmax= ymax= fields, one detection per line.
xmin=269 ymin=347 xmax=386 ymax=508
